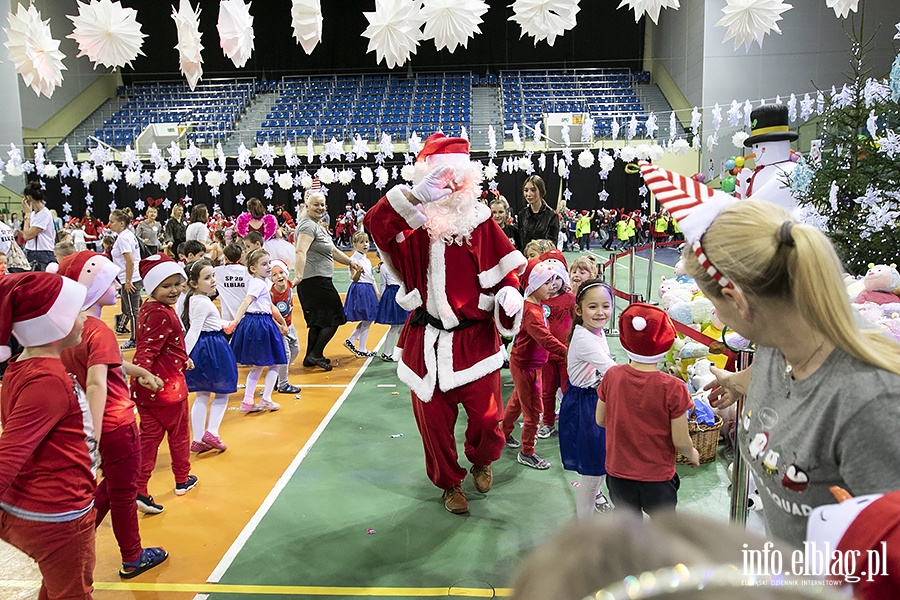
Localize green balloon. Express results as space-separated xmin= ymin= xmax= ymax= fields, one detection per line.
xmin=721 ymin=176 xmax=736 ymax=193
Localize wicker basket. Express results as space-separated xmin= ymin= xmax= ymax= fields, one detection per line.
xmin=676 ymin=413 xmax=723 ymax=465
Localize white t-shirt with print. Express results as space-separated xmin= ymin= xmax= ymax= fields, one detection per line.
xmin=214 ymin=263 xmax=249 ymax=320
xmin=25 ymin=207 xmax=54 ymax=251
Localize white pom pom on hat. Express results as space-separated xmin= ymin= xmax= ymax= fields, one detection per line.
xmin=632 ymin=316 xmax=647 ymax=331
xmin=619 ymin=303 xmax=676 ymax=364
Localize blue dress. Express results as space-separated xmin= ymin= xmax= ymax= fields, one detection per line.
xmin=375 ymin=284 xmax=409 ymax=325
xmin=558 ymin=381 xmax=607 ymax=476
xmin=187 ymin=331 xmax=238 ymax=394
xmin=231 ymin=313 xmax=287 ymax=366
xmin=344 ymin=281 xmax=379 ymax=321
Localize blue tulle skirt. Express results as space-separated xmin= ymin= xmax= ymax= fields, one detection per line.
xmin=344 ymin=281 xmax=379 ymax=321
xmin=187 ymin=331 xmax=238 ymax=394
xmin=231 ymin=312 xmax=287 ymax=366
xmin=558 ymin=381 xmax=607 ymax=476
xmin=375 ymin=284 xmax=410 ymax=325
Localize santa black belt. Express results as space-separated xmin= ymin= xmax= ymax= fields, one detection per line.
xmin=408 ymin=308 xmax=479 ymax=332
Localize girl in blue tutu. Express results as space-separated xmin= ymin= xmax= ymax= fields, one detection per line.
xmin=374 ymin=258 xmax=409 ymax=362
xmin=182 ymin=259 xmax=238 ymax=452
xmin=229 ymin=248 xmax=288 ymax=413
xmin=558 ymin=278 xmax=617 ymax=519
xmin=343 ymin=232 xmax=379 ymax=358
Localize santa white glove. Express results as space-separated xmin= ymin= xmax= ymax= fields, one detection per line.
xmin=496 ymin=287 xmax=524 ymax=317
xmin=410 ymin=165 xmax=456 ymax=204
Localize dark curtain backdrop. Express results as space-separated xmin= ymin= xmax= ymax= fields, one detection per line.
xmin=38 ymin=150 xmax=644 ymax=225
xmin=117 ymin=0 xmax=644 ymax=80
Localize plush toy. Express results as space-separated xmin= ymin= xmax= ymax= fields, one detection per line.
xmin=855 ymin=264 xmax=900 ymax=305
xmin=844 ymin=273 xmax=866 ymax=302
xmin=661 ymin=288 xmax=693 ymax=311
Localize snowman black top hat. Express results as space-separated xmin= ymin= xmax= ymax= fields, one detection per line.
xmin=743 ymin=104 xmax=799 ymax=147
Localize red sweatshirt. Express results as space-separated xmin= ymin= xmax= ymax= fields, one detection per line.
xmin=542 ymin=290 xmax=575 ymax=345
xmin=130 ymin=301 xmax=189 ymax=406
xmin=510 ymin=301 xmax=568 ymax=370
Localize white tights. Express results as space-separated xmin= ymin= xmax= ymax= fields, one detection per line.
xmin=242 ymin=366 xmax=278 ymax=404
xmin=347 ymin=321 xmax=372 ymax=351
xmin=576 ymin=475 xmax=605 ymax=520
xmin=383 ymin=324 xmax=403 ymax=356
xmin=191 ymin=392 xmax=228 ymax=441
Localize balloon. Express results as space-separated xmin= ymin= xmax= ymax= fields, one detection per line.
xmin=721 ymin=176 xmax=736 ymax=193
xmin=695 ymin=172 xmax=706 ymax=183
xmin=725 ymin=159 xmax=736 ymax=170
xmin=790 ymin=152 xmax=800 ymax=162
xmin=734 ymin=156 xmax=745 ymax=168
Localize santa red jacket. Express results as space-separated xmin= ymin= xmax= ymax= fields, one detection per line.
xmin=364 ymin=186 xmax=526 ymax=402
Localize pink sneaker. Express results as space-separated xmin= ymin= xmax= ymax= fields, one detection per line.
xmin=240 ymin=401 xmax=264 ymax=413
xmin=201 ymin=431 xmax=227 ymax=451
xmin=259 ymin=399 xmax=281 ymax=411
xmin=190 ymin=440 xmax=212 ymax=453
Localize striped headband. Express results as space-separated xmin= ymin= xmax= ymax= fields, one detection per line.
xmin=638 ymin=161 xmax=737 ymax=289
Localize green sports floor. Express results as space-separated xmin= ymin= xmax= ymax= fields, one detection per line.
xmin=201 ymin=247 xmax=740 ymax=600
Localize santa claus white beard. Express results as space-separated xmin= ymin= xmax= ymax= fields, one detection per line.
xmin=415 ymin=161 xmax=485 ymax=245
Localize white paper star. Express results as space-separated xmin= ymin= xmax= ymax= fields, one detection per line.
xmin=235 ymin=192 xmax=245 ymax=205
xmin=420 ymin=0 xmax=488 ymax=53
xmin=598 ymin=189 xmax=609 ymax=202
xmin=347 ymin=189 xmax=357 ymax=201
xmin=162 ymin=199 xmax=172 ymax=210
xmin=727 ymin=100 xmax=742 ymax=127
xmin=510 ymin=0 xmax=580 ymax=47
xmin=62 ymin=202 xmax=72 ymax=214
xmin=4 ymin=4 xmax=66 ymax=99
xmin=109 ymin=200 xmax=117 ymax=213
xmin=717 ymin=0 xmax=792 ymax=51
xmin=135 ymin=198 xmax=145 ymax=211
xmin=266 ymin=204 xmax=274 ymax=212
xmin=293 ymin=190 xmax=303 ymax=201
xmin=324 ymin=137 xmax=344 ymax=161
xmin=363 ymin=0 xmax=422 ymax=69
xmin=264 ymin=187 xmax=274 ymax=199
xmin=108 ymin=182 xmax=117 ymax=193
xmin=488 ymin=180 xmax=498 ymax=191
xmin=67 ymin=0 xmax=146 ymax=69
xmin=291 ymin=0 xmax=322 ymax=55
xmin=217 ymin=0 xmax=254 ymax=69
xmin=639 ymin=184 xmax=649 ymax=196
xmin=618 ymin=0 xmax=680 ymax=25
xmin=172 ymin=0 xmax=204 ymax=90
xmin=61 ymin=184 xmax=72 ymax=197
xmin=825 ymin=0 xmax=859 ymax=19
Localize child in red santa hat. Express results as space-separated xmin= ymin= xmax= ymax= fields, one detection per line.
xmin=131 ymin=253 xmax=198 ymax=515
xmin=596 ymin=303 xmax=699 ymax=516
xmin=0 ymin=272 xmax=97 ymax=598
xmin=57 ymin=251 xmax=169 ymax=578
xmin=501 ymin=257 xmax=569 ymax=470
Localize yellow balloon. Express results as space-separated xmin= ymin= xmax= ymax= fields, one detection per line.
xmin=734 ymin=156 xmax=745 ymax=168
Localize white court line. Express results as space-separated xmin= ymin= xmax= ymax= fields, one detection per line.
xmin=203 ymin=331 xmax=388 ymax=587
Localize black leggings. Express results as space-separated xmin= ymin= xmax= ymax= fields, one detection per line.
xmin=607 ymin=473 xmax=680 ymax=517
xmin=306 ymin=325 xmax=338 ymax=360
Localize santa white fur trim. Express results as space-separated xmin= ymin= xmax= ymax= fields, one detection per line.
xmin=391 ymin=344 xmax=403 ymax=362
xmin=478 ymin=249 xmax=527 ymax=290
xmin=494 ymin=285 xmax=524 ymax=338
xmin=436 ymin=330 xmax=505 ymax=393
xmin=426 ymin=240 xmax=460 ymax=330
xmin=386 ymin=185 xmax=427 ymax=230
xmin=14 ymin=277 xmax=87 ymax=347
xmin=477 ymin=293 xmax=494 ymax=312
xmin=395 ymin=285 xmax=422 ymax=311
xmin=425 ymin=153 xmax=472 ymax=169
xmin=396 ymin=327 xmax=438 ymax=402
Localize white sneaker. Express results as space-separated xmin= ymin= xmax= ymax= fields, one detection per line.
xmin=259 ymin=399 xmax=281 ymax=411
xmin=536 ymin=424 xmax=556 ymax=439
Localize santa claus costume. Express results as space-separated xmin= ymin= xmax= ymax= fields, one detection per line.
xmin=363 ymin=133 xmax=527 ymax=514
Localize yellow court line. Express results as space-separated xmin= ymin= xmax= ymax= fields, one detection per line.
xmin=0 ymin=580 xmax=512 ymax=597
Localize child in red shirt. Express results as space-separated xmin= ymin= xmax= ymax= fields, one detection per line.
xmin=58 ymin=251 xmax=169 ymax=578
xmin=536 ymin=249 xmax=575 ymax=440
xmin=597 ymin=303 xmax=698 ymax=516
xmin=131 ymin=253 xmax=197 ymax=514
xmin=501 ymin=258 xmax=569 ymax=469
xmin=270 ymin=260 xmax=301 ymax=393
xmin=0 ymin=272 xmax=96 ymax=599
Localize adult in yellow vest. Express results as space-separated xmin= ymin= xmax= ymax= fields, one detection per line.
xmin=575 ymin=210 xmax=594 ymax=252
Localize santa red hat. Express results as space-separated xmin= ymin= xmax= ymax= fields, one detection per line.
xmin=539 ymin=248 xmax=568 ymax=270
xmin=619 ymin=303 xmax=676 ymax=363
xmin=416 ymin=133 xmax=470 ymax=168
xmin=0 ymin=272 xmax=87 ymax=361
xmin=139 ymin=253 xmax=186 ymax=295
xmin=522 ymin=256 xmax=569 ymax=298
xmin=57 ymin=251 xmax=120 ymax=310
xmin=639 ymin=161 xmax=737 ymax=288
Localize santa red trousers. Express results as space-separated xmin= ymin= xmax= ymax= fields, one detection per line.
xmin=540 ymin=358 xmax=568 ymax=428
xmin=501 ymin=363 xmax=542 ymax=455
xmin=135 ymin=401 xmax=191 ymax=496
xmin=411 ymin=370 xmax=505 ymax=490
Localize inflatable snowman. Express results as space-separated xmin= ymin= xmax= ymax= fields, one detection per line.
xmin=735 ymin=104 xmax=800 ymax=212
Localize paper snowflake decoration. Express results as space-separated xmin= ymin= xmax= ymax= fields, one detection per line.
xmin=134 ymin=198 xmax=145 ymax=212
xmin=153 ymin=168 xmax=172 ymax=188
xmin=217 ymin=0 xmax=254 ymax=69
xmin=510 ymin=0 xmax=580 ymax=47
xmin=617 ymin=0 xmax=680 ymax=25
xmin=291 ymin=0 xmax=322 ymax=55
xmin=254 ymin=168 xmax=271 ymax=186
xmin=175 ymin=167 xmax=194 ymax=186
xmin=162 ymin=199 xmax=172 ymax=210
xmin=235 ymin=192 xmax=245 ymax=205
xmin=61 ymin=184 xmax=72 ymax=197
xmin=67 ymin=0 xmax=146 ymax=69
xmin=62 ymin=201 xmax=72 ymax=214
xmin=347 ymin=189 xmax=357 ymax=201
xmin=363 ymin=0 xmax=423 ymax=69
xmin=43 ymin=163 xmax=59 ymax=179
xmin=825 ymin=0 xmax=858 ymax=19
xmin=277 ymin=172 xmax=294 ymax=190
xmin=172 ymin=0 xmax=204 ymax=90
xmin=255 ymin=141 xmax=276 ymax=168
xmin=324 ymin=137 xmax=344 ymax=161
xmin=263 ymin=187 xmax=274 ymax=199
xmin=717 ymin=0 xmax=792 ymax=51
xmin=420 ymin=0 xmax=488 ymax=53
xmin=292 ymin=190 xmax=303 ymax=201
xmin=4 ymin=4 xmax=66 ymax=98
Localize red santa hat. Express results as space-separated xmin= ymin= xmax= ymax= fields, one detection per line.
xmin=522 ymin=256 xmax=570 ymax=298
xmin=619 ymin=302 xmax=676 ymax=363
xmin=416 ymin=133 xmax=470 ymax=168
xmin=57 ymin=251 xmax=120 ymax=310
xmin=539 ymin=248 xmax=568 ymax=270
xmin=139 ymin=252 xmax=186 ymax=296
xmin=0 ymin=272 xmax=87 ymax=361
xmin=639 ymin=161 xmax=737 ymax=288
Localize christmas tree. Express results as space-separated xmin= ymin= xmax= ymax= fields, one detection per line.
xmin=792 ymin=16 xmax=900 ymax=275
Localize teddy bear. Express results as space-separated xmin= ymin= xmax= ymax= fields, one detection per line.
xmin=855 ymin=263 xmax=900 ymax=305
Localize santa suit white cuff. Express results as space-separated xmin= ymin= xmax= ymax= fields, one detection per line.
xmin=494 ymin=286 xmax=524 ymax=337
xmin=386 ymin=185 xmax=428 ymax=230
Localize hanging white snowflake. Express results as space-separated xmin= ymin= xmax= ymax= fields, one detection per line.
xmin=217 ymin=0 xmax=254 ymax=69
xmin=352 ymin=135 xmax=370 ymax=161
xmin=668 ymin=111 xmax=677 ymax=141
xmin=577 ymin=149 xmax=594 ymax=169
xmin=299 ymin=174 xmax=313 ymax=189
xmin=316 ymin=167 xmax=335 ymax=184
xmin=4 ymin=4 xmax=66 ymax=98
xmin=598 ymin=152 xmax=615 ymax=175
xmin=232 ymin=170 xmax=250 ymax=185
xmin=284 ymin=141 xmax=300 ymax=167
xmin=420 ymin=0 xmax=488 ymax=52
xmin=324 ymin=137 xmax=344 ymax=161
xmin=379 ymin=132 xmax=395 ymax=158
xmin=360 ymin=166 xmax=374 ymax=185
xmin=291 ymin=0 xmax=322 ymax=55
xmin=167 ymin=142 xmax=182 ymax=167
xmin=277 ymin=172 xmax=294 ymax=190
xmin=711 ymin=103 xmax=722 ymax=133
xmin=825 ymin=0 xmax=859 ymax=19
xmin=617 ymin=0 xmax=680 ymax=25
xmin=101 ymin=164 xmax=120 ymax=182
xmin=153 ymin=168 xmax=172 ymax=188
xmin=483 ymin=162 xmax=498 ymax=180
xmin=254 ymin=168 xmax=271 ymax=186
xmin=124 ymin=170 xmax=140 ymax=187
xmin=611 ymin=120 xmax=620 ymax=141
xmin=255 ymin=141 xmax=276 ymax=168
xmin=690 ymin=106 xmax=701 ymax=136
xmin=172 ymin=0 xmax=203 ymax=90
xmin=717 ymin=0 xmax=793 ymax=51
xmin=43 ymin=164 xmax=59 ymax=179
xmin=362 ymin=0 xmax=423 ymax=69
xmin=337 ymin=169 xmax=355 ymax=186
xmin=175 ymin=167 xmax=194 ymax=186
xmin=68 ymin=0 xmax=146 ymax=69
xmin=644 ymin=112 xmax=658 ymax=139
xmin=509 ymin=0 xmax=580 ymax=47
xmin=670 ymin=139 xmax=690 ymax=155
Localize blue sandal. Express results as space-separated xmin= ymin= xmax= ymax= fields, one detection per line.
xmin=119 ymin=546 xmax=168 ymax=579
